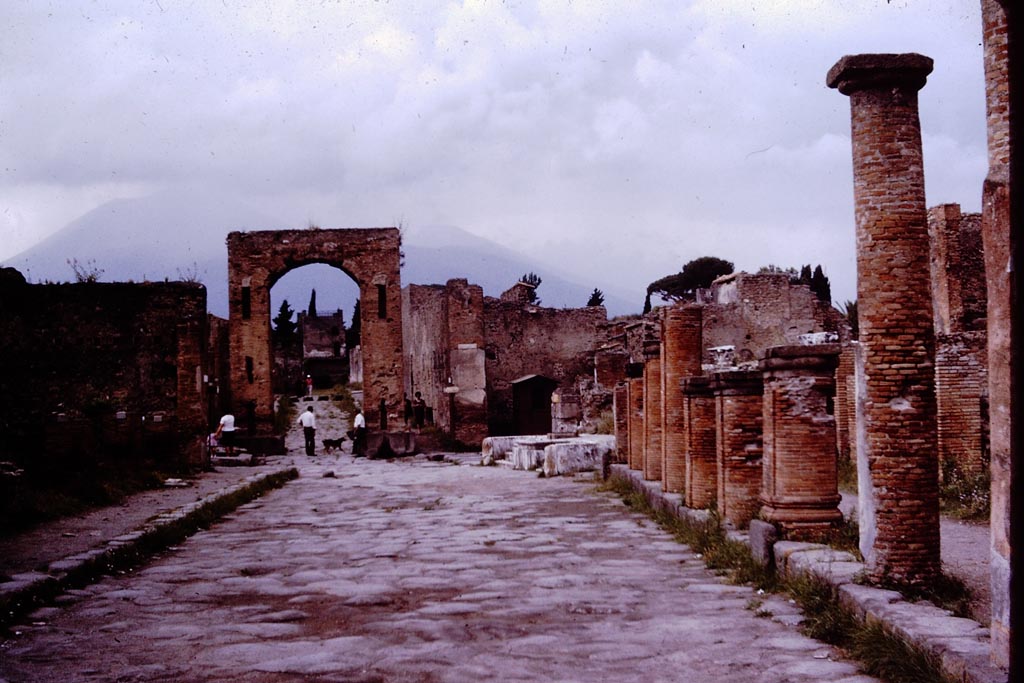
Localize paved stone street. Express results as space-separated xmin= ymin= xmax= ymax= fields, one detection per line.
xmin=0 ymin=446 xmax=879 ymax=683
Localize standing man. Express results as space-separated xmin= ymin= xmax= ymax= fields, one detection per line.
xmin=352 ymin=408 xmax=366 ymax=457
xmin=305 ymin=375 xmax=313 ymax=396
xmin=412 ymin=392 xmax=426 ymax=429
xmin=298 ymin=406 xmax=316 ymax=456
xmin=214 ymin=411 xmax=236 ymax=457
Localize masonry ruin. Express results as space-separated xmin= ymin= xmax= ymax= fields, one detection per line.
xmin=226 ymin=228 xmax=404 ymax=432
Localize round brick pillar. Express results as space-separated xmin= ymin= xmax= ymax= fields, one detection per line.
xmin=828 ymin=53 xmax=940 ymax=584
xmin=661 ymin=305 xmax=703 ymax=494
xmin=682 ymin=375 xmax=716 ymax=510
xmin=642 ymin=339 xmax=663 ymax=482
xmin=759 ymin=344 xmax=843 ymax=541
xmin=711 ymin=370 xmax=764 ymax=529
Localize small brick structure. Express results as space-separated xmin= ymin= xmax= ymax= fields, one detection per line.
xmin=759 ymin=344 xmax=843 ymax=541
xmin=227 ymin=228 xmax=404 ymax=431
xmin=613 ymin=382 xmax=630 ymax=464
xmin=661 ymin=305 xmax=703 ymax=493
xmin=834 ymin=344 xmax=856 ymax=464
xmin=641 ymin=339 xmax=663 ymax=482
xmin=681 ymin=375 xmax=716 ymax=510
xmin=711 ymin=370 xmax=763 ymax=528
xmin=828 ymin=53 xmax=940 ymax=585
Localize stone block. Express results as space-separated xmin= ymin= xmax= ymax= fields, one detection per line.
xmin=747 ymin=519 xmax=778 ymax=568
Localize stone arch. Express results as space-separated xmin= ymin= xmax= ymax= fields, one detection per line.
xmin=227 ymin=228 xmax=403 ymax=431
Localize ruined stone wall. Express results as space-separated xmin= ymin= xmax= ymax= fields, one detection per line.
xmin=935 ymin=332 xmax=989 ymax=476
xmin=702 ymin=273 xmax=844 ymax=364
xmin=613 ymin=382 xmax=629 ymax=463
xmin=928 ymin=205 xmax=986 ymax=335
xmin=0 ymin=274 xmax=211 ymax=469
xmin=402 ymin=284 xmax=450 ymax=429
xmin=483 ymin=299 xmax=606 ymax=435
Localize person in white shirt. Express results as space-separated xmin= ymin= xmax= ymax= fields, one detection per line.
xmin=352 ymin=408 xmax=366 ymax=457
xmin=214 ymin=412 xmax=236 ymax=456
xmin=297 ymin=406 xmax=317 ymax=456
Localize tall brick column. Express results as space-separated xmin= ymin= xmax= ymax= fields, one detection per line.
xmin=759 ymin=344 xmax=843 ymax=541
xmin=711 ymin=370 xmax=763 ymax=528
xmin=613 ymin=382 xmax=630 ymax=464
xmin=980 ymin=0 xmax=1011 ymax=668
xmin=828 ymin=53 xmax=940 ymax=584
xmin=661 ymin=305 xmax=703 ymax=493
xmin=642 ymin=339 xmax=663 ymax=482
xmin=627 ymin=363 xmax=645 ymax=471
xmin=682 ymin=375 xmax=716 ymax=510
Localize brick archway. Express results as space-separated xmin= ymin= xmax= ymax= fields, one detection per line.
xmin=226 ymin=228 xmax=403 ymax=430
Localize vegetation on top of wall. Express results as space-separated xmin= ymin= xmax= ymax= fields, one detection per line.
xmin=586 ymin=288 xmax=605 ymax=307
xmin=644 ymin=255 xmax=734 ymax=312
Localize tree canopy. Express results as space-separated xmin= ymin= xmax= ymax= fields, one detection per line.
xmin=586 ymin=288 xmax=605 ymax=307
xmin=520 ymin=271 xmax=542 ymax=304
xmin=644 ymin=256 xmax=734 ymax=311
xmin=272 ymin=299 xmax=297 ymax=340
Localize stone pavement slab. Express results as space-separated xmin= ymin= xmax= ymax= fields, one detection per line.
xmin=0 ymin=454 xmax=880 ymax=683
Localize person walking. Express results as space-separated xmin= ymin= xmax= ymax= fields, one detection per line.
xmin=214 ymin=411 xmax=236 ymax=456
xmin=297 ymin=406 xmax=317 ymax=456
xmin=352 ymin=408 xmax=367 ymax=457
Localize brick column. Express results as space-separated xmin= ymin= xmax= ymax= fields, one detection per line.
xmin=828 ymin=53 xmax=940 ymax=584
xmin=661 ymin=305 xmax=703 ymax=493
xmin=627 ymin=364 xmax=645 ymax=471
xmin=613 ymin=382 xmax=630 ymax=464
xmin=834 ymin=344 xmax=856 ymax=463
xmin=980 ymin=0 xmax=1011 ymax=668
xmin=759 ymin=344 xmax=843 ymax=541
xmin=682 ymin=376 xmax=716 ymax=509
xmin=711 ymin=370 xmax=763 ymax=528
xmin=642 ymin=339 xmax=663 ymax=482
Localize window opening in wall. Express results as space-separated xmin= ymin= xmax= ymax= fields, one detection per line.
xmin=246 ymin=356 xmax=254 ymax=383
xmin=377 ymin=284 xmax=387 ymax=319
xmin=379 ymin=398 xmax=387 ymax=430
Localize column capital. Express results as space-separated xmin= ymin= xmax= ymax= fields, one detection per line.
xmin=826 ymin=53 xmax=933 ymax=96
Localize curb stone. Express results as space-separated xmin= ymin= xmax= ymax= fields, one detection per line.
xmin=0 ymin=466 xmax=298 ymax=630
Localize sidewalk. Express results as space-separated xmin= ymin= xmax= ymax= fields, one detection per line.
xmin=0 ymin=461 xmax=297 ymax=628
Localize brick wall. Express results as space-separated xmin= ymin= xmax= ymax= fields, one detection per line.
xmin=628 ymin=375 xmax=644 ymax=470
xmin=702 ymin=273 xmax=845 ymax=364
xmin=712 ymin=370 xmax=763 ymax=528
xmin=661 ymin=305 xmax=702 ymax=493
xmin=642 ymin=342 xmax=663 ymax=482
xmin=928 ymin=204 xmax=986 ymax=335
xmin=682 ymin=376 xmax=716 ymax=509
xmin=935 ymin=332 xmax=989 ymax=476
xmin=0 ymin=273 xmax=211 ymax=469
xmin=483 ymin=299 xmax=605 ymax=435
xmin=835 ymin=343 xmax=857 ymax=462
xmin=759 ymin=345 xmax=843 ymax=541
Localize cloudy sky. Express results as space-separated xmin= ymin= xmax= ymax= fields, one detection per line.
xmin=1 ymin=0 xmax=987 ymax=308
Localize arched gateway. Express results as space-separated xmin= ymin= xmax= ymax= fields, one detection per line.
xmin=227 ymin=228 xmax=403 ymax=431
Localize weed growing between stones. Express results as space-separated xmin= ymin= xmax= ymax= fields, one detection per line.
xmin=857 ymin=571 xmax=974 ymax=620
xmin=837 ymin=455 xmax=858 ymax=494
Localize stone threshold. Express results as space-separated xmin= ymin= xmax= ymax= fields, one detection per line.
xmin=608 ymin=464 xmax=1007 ymax=683
xmin=0 ymin=466 xmax=298 ymax=630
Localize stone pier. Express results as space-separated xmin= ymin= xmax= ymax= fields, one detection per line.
xmin=759 ymin=344 xmax=843 ymax=541
xmin=979 ymin=0 xmax=1011 ymax=668
xmin=828 ymin=53 xmax=940 ymax=584
xmin=682 ymin=375 xmax=716 ymax=510
xmin=661 ymin=305 xmax=703 ymax=494
xmin=711 ymin=370 xmax=763 ymax=528
xmin=627 ymin=365 xmax=645 ymax=471
xmin=613 ymin=382 xmax=630 ymax=464
xmin=642 ymin=339 xmax=663 ymax=482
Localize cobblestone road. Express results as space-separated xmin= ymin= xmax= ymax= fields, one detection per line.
xmin=0 ymin=450 xmax=878 ymax=682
